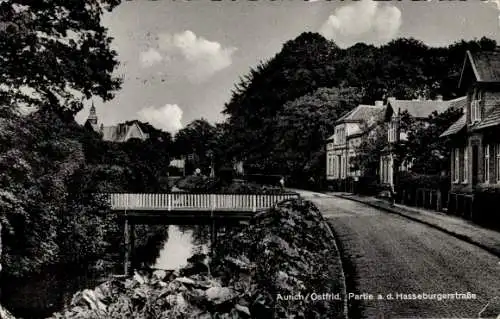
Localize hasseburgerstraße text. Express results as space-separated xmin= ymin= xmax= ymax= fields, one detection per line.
xmin=276 ymin=292 xmax=477 ymax=302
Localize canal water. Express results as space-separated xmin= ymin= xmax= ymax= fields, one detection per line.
xmin=1 ymin=225 xmax=210 ymax=319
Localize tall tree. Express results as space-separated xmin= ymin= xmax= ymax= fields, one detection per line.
xmin=173 ymin=119 xmax=220 ymax=173
xmin=271 ymin=87 xmax=363 ymax=183
xmin=223 ymin=32 xmax=339 ymax=161
xmin=0 ymin=0 xmax=122 ymax=113
xmin=405 ymin=108 xmax=464 ymax=175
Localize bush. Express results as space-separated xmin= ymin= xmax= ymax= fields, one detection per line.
xmin=397 ymin=172 xmax=450 ymax=190
xmin=244 ymin=174 xmax=281 ymax=186
xmin=175 ymin=175 xmax=220 ymax=193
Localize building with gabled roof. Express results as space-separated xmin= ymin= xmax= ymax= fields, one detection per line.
xmin=326 ymin=101 xmax=385 ymax=190
xmin=84 ymin=102 xmax=149 ymax=142
xmin=440 ymin=49 xmax=500 ymax=208
xmin=380 ymin=95 xmax=466 ymax=186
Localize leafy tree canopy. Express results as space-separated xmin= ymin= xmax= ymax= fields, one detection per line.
xmin=0 ymin=0 xmax=122 ymax=114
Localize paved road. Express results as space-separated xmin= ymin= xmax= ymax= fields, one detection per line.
xmin=296 ymin=191 xmax=500 ymax=319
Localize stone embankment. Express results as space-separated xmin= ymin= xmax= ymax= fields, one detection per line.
xmin=48 ymin=199 xmax=345 ymax=319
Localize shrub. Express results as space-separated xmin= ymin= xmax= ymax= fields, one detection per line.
xmin=397 ymin=171 xmax=450 ymax=190
xmin=175 ymin=175 xmax=220 ymax=193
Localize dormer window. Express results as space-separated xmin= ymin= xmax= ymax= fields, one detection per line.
xmin=388 ymin=118 xmax=398 ymax=143
xmin=335 ymin=126 xmax=346 ymax=145
xmin=470 ymin=89 xmax=482 ymax=123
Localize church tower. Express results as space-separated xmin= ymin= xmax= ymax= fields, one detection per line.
xmin=87 ymin=101 xmax=98 ymax=126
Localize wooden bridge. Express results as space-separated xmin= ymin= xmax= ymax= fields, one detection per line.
xmin=105 ymin=192 xmax=300 ymax=275
xmin=107 ymin=192 xmax=299 ymax=223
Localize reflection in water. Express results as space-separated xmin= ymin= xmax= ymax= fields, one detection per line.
xmin=2 ymin=224 xmax=217 ymax=319
xmin=153 ymin=225 xmax=209 ymax=270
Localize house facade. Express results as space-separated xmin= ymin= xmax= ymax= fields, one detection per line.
xmin=440 ymin=49 xmax=500 ymax=197
xmin=85 ymin=103 xmax=149 ymax=142
xmin=326 ymin=101 xmax=385 ymax=188
xmin=380 ymin=95 xmax=467 ymax=186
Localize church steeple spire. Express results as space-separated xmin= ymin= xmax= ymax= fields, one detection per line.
xmin=88 ymin=101 xmax=98 ymax=125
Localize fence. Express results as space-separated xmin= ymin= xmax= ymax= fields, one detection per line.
xmin=400 ymin=188 xmax=445 ymax=212
xmin=106 ymin=193 xmax=300 ymax=212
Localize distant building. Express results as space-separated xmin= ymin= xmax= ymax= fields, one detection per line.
xmin=381 ymin=95 xmax=467 ymax=186
xmin=326 ymin=101 xmax=386 ymax=188
xmin=441 ymin=49 xmax=500 ymax=196
xmin=85 ymin=102 xmax=149 ymax=142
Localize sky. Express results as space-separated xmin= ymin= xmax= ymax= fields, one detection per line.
xmin=75 ymin=0 xmax=500 ymax=134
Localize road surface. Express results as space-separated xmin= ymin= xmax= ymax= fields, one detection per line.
xmin=295 ymin=191 xmax=500 ymax=318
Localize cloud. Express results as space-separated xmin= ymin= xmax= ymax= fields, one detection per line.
xmin=138 ymin=31 xmax=236 ymax=82
xmin=137 ymin=103 xmax=183 ymax=134
xmin=319 ymin=0 xmax=402 ymax=48
xmin=155 ymin=30 xmax=236 ymax=83
xmin=139 ymin=48 xmax=163 ymax=68
xmin=484 ymin=0 xmax=500 ymax=27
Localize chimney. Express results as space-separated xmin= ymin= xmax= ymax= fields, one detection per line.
xmin=435 ymin=94 xmax=443 ymax=101
xmin=375 ymin=100 xmax=383 ymax=107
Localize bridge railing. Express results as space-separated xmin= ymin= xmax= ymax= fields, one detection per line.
xmin=106 ymin=193 xmax=300 ymax=212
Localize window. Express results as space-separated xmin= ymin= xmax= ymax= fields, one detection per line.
xmin=463 ymin=148 xmax=468 ymax=183
xmin=327 ymin=156 xmax=331 ymax=176
xmin=454 ymin=149 xmax=460 ymax=183
xmin=331 ymin=156 xmax=334 ymax=176
xmin=388 ymin=121 xmax=398 ymax=143
xmin=336 ymin=126 xmax=346 ymax=145
xmin=340 ymin=155 xmax=345 ymax=178
xmin=496 ymin=144 xmax=500 ymax=183
xmin=484 ymin=145 xmax=490 ymax=183
xmin=470 ymin=90 xmax=482 ymax=123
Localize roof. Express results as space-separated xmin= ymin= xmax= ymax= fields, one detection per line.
xmin=100 ymin=122 xmax=148 ymax=142
xmin=473 ymin=107 xmax=500 ymax=131
xmin=440 ymin=114 xmax=466 ymax=137
xmin=388 ymin=96 xmax=466 ymax=119
xmin=336 ymin=104 xmax=385 ymax=124
xmin=459 ymin=49 xmax=500 ymax=87
xmin=447 ymin=96 xmax=468 ymax=111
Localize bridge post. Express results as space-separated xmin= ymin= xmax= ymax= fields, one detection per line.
xmin=168 ymin=193 xmax=172 ymax=211
xmin=210 ymin=218 xmax=217 ymax=257
xmin=252 ymin=195 xmax=256 ymax=213
xmin=124 ymin=217 xmax=130 ymax=276
xmin=124 ymin=218 xmax=135 ymax=276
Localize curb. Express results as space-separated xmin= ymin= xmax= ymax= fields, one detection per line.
xmin=334 ymin=195 xmax=500 ymax=259
xmin=318 ymin=211 xmax=349 ymax=319
xmin=295 ymin=194 xmax=349 ymax=319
